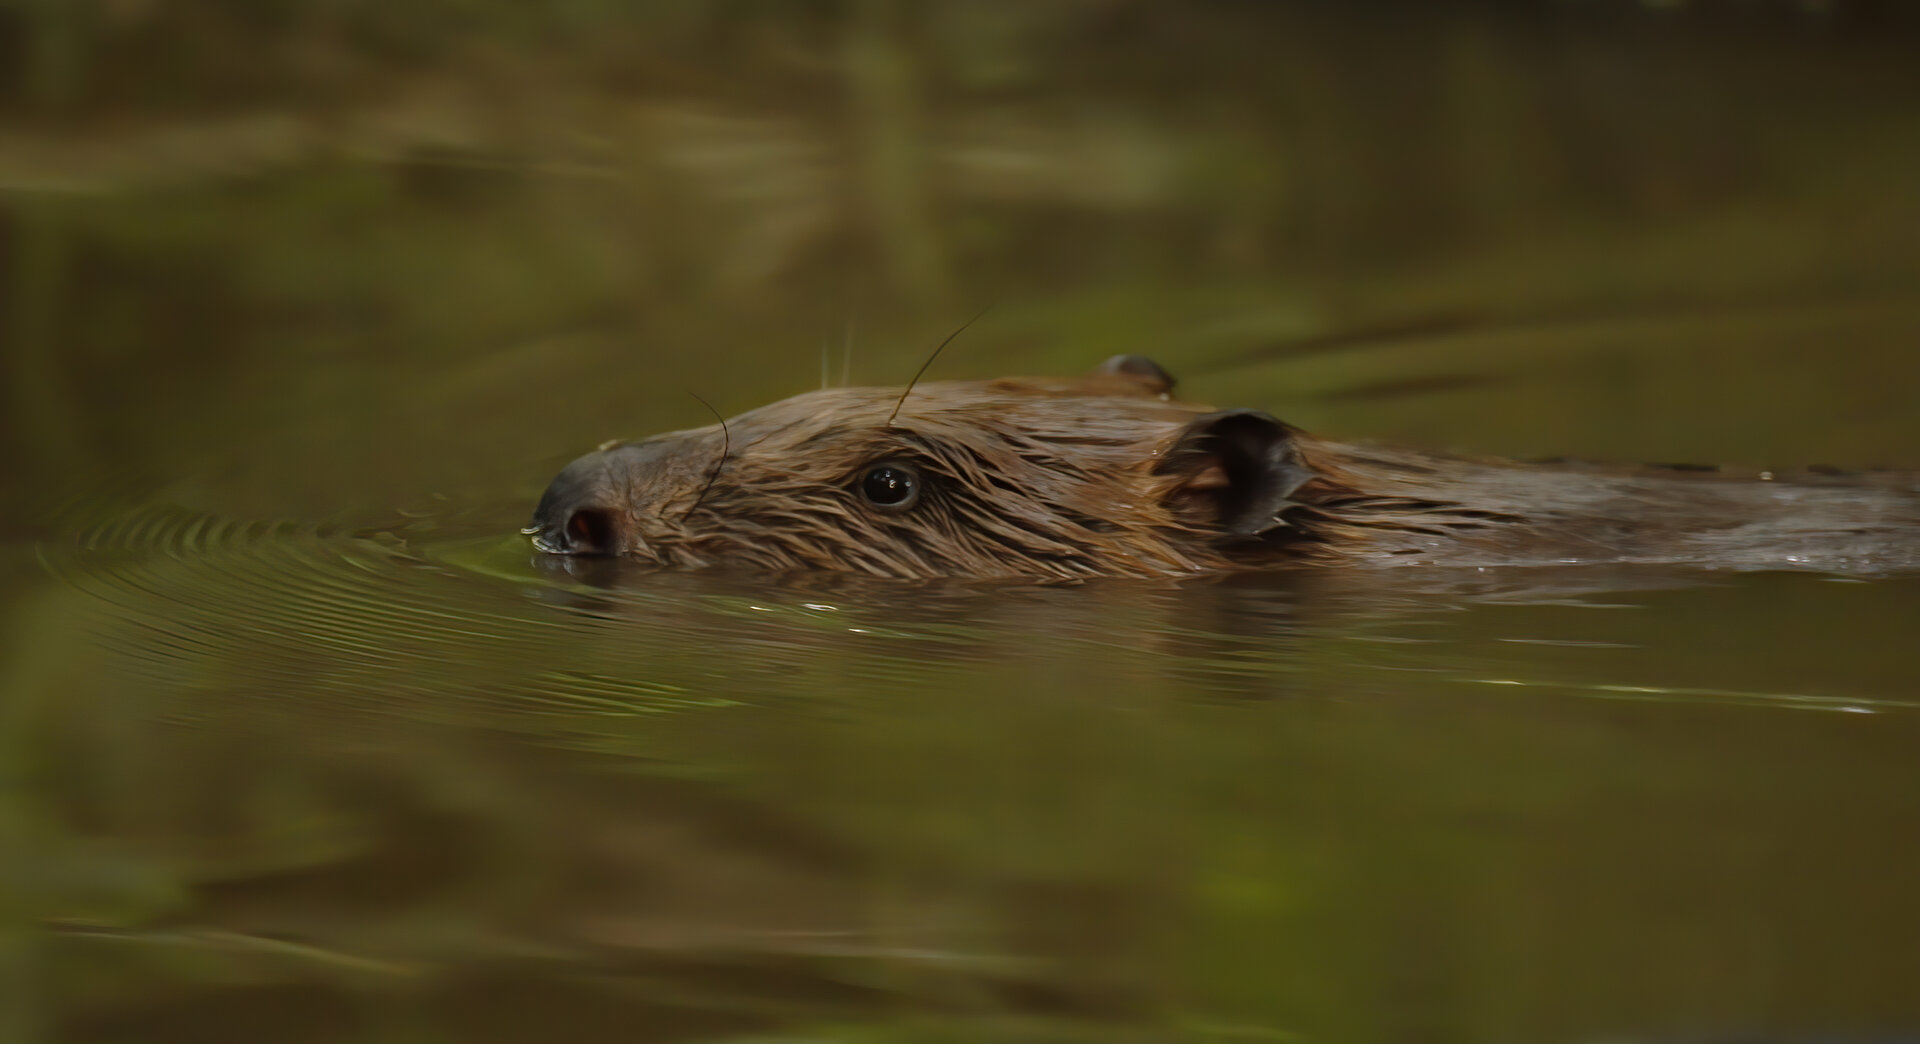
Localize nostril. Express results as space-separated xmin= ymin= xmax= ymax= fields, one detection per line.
xmin=565 ymin=508 xmax=619 ymax=555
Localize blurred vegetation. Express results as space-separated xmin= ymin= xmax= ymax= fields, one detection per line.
xmin=3 ymin=0 xmax=1918 ymax=525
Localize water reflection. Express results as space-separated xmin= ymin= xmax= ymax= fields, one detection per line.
xmin=7 ymin=495 xmax=1919 ymax=1040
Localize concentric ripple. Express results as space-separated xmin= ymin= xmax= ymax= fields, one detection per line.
xmin=34 ymin=503 xmax=829 ymax=728
xmin=27 ymin=500 xmax=1920 ymax=733
xmin=29 ymin=497 xmax=1068 ymax=739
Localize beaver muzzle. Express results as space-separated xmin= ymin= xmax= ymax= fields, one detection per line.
xmin=523 ymin=441 xmax=682 ymax=558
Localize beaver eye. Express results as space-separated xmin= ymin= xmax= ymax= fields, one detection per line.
xmin=858 ymin=462 xmax=922 ymax=511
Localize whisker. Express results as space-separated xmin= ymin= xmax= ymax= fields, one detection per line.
xmin=886 ymin=305 xmax=992 ymax=429
xmin=682 ymin=393 xmax=729 ymax=523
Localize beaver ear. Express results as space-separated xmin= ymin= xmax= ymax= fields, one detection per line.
xmin=1093 ymin=355 xmax=1176 ymax=395
xmin=1158 ymin=409 xmax=1313 ymax=538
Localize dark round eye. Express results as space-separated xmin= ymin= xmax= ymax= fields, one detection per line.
xmin=859 ymin=462 xmax=922 ymax=511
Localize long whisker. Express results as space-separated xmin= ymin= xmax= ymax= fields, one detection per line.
xmin=886 ymin=306 xmax=992 ymax=429
xmin=682 ymin=393 xmax=728 ymax=523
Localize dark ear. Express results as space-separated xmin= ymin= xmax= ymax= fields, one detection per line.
xmin=1157 ymin=409 xmax=1314 ymax=538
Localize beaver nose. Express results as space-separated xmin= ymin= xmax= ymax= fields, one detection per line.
xmin=525 ymin=499 xmax=626 ymax=556
xmin=525 ymin=452 xmax=631 ymax=555
xmin=531 ymin=504 xmax=623 ymax=555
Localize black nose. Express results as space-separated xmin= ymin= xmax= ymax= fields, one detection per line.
xmin=537 ymin=505 xmax=621 ymax=555
xmin=526 ymin=452 xmax=627 ymax=555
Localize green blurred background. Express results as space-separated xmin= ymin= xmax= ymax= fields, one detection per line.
xmin=4 ymin=0 xmax=1918 ymax=523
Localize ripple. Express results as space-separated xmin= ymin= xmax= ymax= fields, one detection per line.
xmin=34 ymin=502 xmax=1920 ymax=730
xmin=1461 ymin=675 xmax=1919 ymax=713
xmin=35 ymin=503 xmax=781 ymax=725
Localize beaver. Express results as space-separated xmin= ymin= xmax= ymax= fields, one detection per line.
xmin=526 ymin=356 xmax=1920 ymax=580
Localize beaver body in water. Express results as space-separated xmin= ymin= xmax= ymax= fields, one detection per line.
xmin=527 ymin=356 xmax=1920 ymax=580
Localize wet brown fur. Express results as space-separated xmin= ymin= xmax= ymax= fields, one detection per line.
xmin=528 ymin=360 xmax=1920 ymax=580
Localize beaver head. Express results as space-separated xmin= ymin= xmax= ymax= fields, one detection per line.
xmin=525 ymin=355 xmax=1355 ymax=580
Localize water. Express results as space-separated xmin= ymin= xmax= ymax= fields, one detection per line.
xmin=4 ymin=5 xmax=1920 ymax=1043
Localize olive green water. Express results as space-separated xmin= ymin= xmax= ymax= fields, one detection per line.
xmin=4 ymin=5 xmax=1920 ymax=1043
